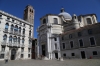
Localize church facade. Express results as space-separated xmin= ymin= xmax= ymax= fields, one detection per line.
xmin=0 ymin=5 xmax=34 ymax=60
xmin=37 ymin=8 xmax=100 ymax=59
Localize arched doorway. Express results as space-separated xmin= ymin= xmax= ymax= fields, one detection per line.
xmin=11 ymin=49 xmax=16 ymax=60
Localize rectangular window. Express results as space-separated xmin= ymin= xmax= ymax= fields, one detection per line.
xmin=28 ymin=54 xmax=30 ymax=58
xmin=88 ymin=29 xmax=92 ymax=35
xmin=55 ymin=43 xmax=57 ymax=49
xmin=78 ymin=32 xmax=82 ymax=37
xmin=28 ymin=48 xmax=30 ymax=52
xmin=7 ymin=17 xmax=10 ymax=20
xmin=0 ymin=54 xmax=4 ymax=58
xmin=0 ymin=14 xmax=2 ymax=18
xmin=62 ymin=36 xmax=64 ymax=40
xmin=69 ymin=34 xmax=72 ymax=39
xmin=12 ymin=19 xmax=14 ymax=22
xmin=87 ymin=18 xmax=92 ymax=24
xmin=93 ymin=51 xmax=97 ymax=55
xmin=21 ymin=54 xmax=23 ymax=58
xmin=54 ymin=38 xmax=57 ymax=41
xmin=90 ymin=37 xmax=95 ymax=45
xmin=21 ymin=48 xmax=24 ymax=52
xmin=71 ymin=53 xmax=75 ymax=56
xmin=63 ymin=53 xmax=66 ymax=57
xmin=54 ymin=18 xmax=58 ymax=24
xmin=79 ymin=39 xmax=83 ymax=47
xmin=62 ymin=43 xmax=65 ymax=49
xmin=1 ymin=46 xmax=5 ymax=52
xmin=70 ymin=41 xmax=73 ymax=48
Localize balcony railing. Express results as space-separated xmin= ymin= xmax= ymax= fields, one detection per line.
xmin=14 ymin=31 xmax=18 ymax=35
xmin=3 ymin=29 xmax=9 ymax=33
xmin=1 ymin=41 xmax=7 ymax=46
xmin=8 ymin=42 xmax=20 ymax=47
xmin=20 ymin=44 xmax=25 ymax=47
xmin=28 ymin=44 xmax=32 ymax=48
xmin=9 ymin=31 xmax=13 ymax=34
xmin=22 ymin=34 xmax=25 ymax=37
xmin=1 ymin=51 xmax=5 ymax=54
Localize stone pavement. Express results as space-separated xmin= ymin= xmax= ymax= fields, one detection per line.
xmin=0 ymin=59 xmax=100 ymax=66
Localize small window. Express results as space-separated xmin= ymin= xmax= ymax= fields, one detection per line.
xmin=0 ymin=14 xmax=2 ymax=18
xmin=90 ymin=37 xmax=95 ymax=45
xmin=43 ymin=19 xmax=46 ymax=24
xmin=88 ymin=29 xmax=92 ymax=35
xmin=78 ymin=32 xmax=82 ymax=37
xmin=7 ymin=17 xmax=10 ymax=20
xmin=1 ymin=46 xmax=5 ymax=51
xmin=62 ymin=36 xmax=64 ymax=40
xmin=54 ymin=38 xmax=57 ymax=41
xmin=79 ymin=39 xmax=83 ymax=47
xmin=23 ymin=23 xmax=25 ymax=27
xmin=62 ymin=43 xmax=65 ymax=49
xmin=87 ymin=18 xmax=92 ymax=24
xmin=71 ymin=53 xmax=75 ymax=56
xmin=55 ymin=43 xmax=57 ymax=49
xmin=21 ymin=48 xmax=24 ymax=52
xmin=70 ymin=41 xmax=73 ymax=48
xmin=12 ymin=19 xmax=14 ymax=22
xmin=28 ymin=48 xmax=31 ymax=52
xmin=63 ymin=53 xmax=66 ymax=57
xmin=21 ymin=54 xmax=23 ymax=58
xmin=28 ymin=54 xmax=30 ymax=58
xmin=69 ymin=34 xmax=72 ymax=39
xmin=54 ymin=18 xmax=58 ymax=24
xmin=0 ymin=54 xmax=4 ymax=58
xmin=0 ymin=21 xmax=1 ymax=24
xmin=93 ymin=51 xmax=97 ymax=55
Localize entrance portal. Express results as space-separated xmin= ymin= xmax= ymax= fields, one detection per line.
xmin=81 ymin=51 xmax=86 ymax=59
xmin=42 ymin=45 xmax=45 ymax=56
xmin=55 ymin=53 xmax=58 ymax=59
xmin=11 ymin=49 xmax=16 ymax=60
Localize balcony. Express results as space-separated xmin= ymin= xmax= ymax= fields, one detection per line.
xmin=1 ymin=51 xmax=5 ymax=54
xmin=14 ymin=31 xmax=18 ymax=35
xmin=1 ymin=41 xmax=7 ymax=46
xmin=20 ymin=44 xmax=25 ymax=47
xmin=3 ymin=29 xmax=9 ymax=33
xmin=9 ymin=31 xmax=13 ymax=34
xmin=22 ymin=34 xmax=25 ymax=37
xmin=8 ymin=42 xmax=20 ymax=47
xmin=18 ymin=33 xmax=21 ymax=36
xmin=28 ymin=44 xmax=32 ymax=48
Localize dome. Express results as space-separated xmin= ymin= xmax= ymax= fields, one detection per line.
xmin=59 ymin=8 xmax=72 ymax=21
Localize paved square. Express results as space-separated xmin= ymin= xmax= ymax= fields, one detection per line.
xmin=0 ymin=59 xmax=100 ymax=66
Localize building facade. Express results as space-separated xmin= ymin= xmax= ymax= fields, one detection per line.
xmin=0 ymin=5 xmax=34 ymax=60
xmin=37 ymin=8 xmax=100 ymax=60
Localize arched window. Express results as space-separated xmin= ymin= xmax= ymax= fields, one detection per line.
xmin=22 ymin=38 xmax=24 ymax=44
xmin=54 ymin=18 xmax=58 ymax=24
xmin=9 ymin=35 xmax=12 ymax=43
xmin=23 ymin=28 xmax=25 ymax=34
xmin=43 ymin=19 xmax=46 ymax=24
xmin=5 ymin=23 xmax=9 ymax=30
xmin=13 ymin=36 xmax=17 ymax=43
xmin=3 ymin=34 xmax=7 ymax=41
xmin=18 ymin=37 xmax=20 ymax=44
xmin=29 ymin=30 xmax=31 ymax=37
xmin=11 ymin=24 xmax=14 ymax=31
xmin=14 ymin=25 xmax=18 ymax=32
xmin=19 ymin=27 xmax=21 ymax=33
xmin=87 ymin=18 xmax=92 ymax=24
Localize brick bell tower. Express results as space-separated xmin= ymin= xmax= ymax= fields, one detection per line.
xmin=23 ymin=5 xmax=34 ymax=24
xmin=23 ymin=5 xmax=35 ymax=37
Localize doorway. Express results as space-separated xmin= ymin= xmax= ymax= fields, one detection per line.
xmin=42 ymin=45 xmax=45 ymax=56
xmin=55 ymin=53 xmax=58 ymax=59
xmin=81 ymin=51 xmax=86 ymax=59
xmin=11 ymin=49 xmax=16 ymax=60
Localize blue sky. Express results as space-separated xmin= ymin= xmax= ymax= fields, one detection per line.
xmin=0 ymin=0 xmax=100 ymax=38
